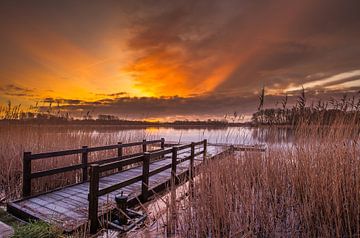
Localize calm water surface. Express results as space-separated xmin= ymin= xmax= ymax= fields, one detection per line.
xmin=91 ymin=126 xmax=294 ymax=145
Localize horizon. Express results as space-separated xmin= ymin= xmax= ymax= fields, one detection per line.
xmin=1 ymin=0 xmax=359 ymax=120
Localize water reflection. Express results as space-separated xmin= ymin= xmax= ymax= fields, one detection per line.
xmin=89 ymin=126 xmax=294 ymax=145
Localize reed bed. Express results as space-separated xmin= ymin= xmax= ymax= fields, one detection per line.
xmin=162 ymin=118 xmax=360 ymax=237
xmin=0 ymin=124 xmax=149 ymax=201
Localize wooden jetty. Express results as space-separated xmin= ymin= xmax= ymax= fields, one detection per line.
xmin=7 ymin=138 xmax=265 ymax=234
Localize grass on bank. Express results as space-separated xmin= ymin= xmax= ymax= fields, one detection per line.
xmin=12 ymin=221 xmax=62 ymax=238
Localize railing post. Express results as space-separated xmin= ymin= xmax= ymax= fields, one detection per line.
xmin=160 ymin=138 xmax=165 ymax=158
xmin=117 ymin=142 xmax=123 ymax=171
xmin=203 ymin=139 xmax=207 ymax=162
xmin=190 ymin=143 xmax=195 ymax=190
xmin=88 ymin=164 xmax=100 ymax=234
xmin=141 ymin=153 xmax=150 ymax=202
xmin=22 ymin=152 xmax=32 ymax=197
xmin=142 ymin=139 xmax=147 ymax=153
xmin=82 ymin=146 xmax=88 ymax=182
xmin=169 ymin=146 xmax=178 ymax=233
xmin=160 ymin=138 xmax=165 ymax=150
xmin=171 ymin=147 xmax=178 ymax=185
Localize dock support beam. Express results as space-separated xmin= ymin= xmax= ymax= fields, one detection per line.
xmin=89 ymin=164 xmax=100 ymax=234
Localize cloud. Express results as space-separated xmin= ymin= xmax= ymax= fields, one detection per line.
xmin=286 ymin=70 xmax=360 ymax=92
xmin=0 ymin=0 xmax=360 ymax=118
xmin=41 ymin=87 xmax=360 ymax=120
xmin=0 ymin=84 xmax=35 ymax=97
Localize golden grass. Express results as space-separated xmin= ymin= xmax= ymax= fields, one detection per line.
xmin=164 ymin=118 xmax=360 ymax=237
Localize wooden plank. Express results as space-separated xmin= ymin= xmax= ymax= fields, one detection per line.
xmin=98 ymin=175 xmax=143 ymax=196
xmin=29 ymin=139 xmax=163 ymax=160
xmin=53 ymin=191 xmax=88 ymax=205
xmin=31 ymin=164 xmax=84 ymax=179
xmin=32 ymin=196 xmax=82 ymax=215
xmin=46 ymin=193 xmax=86 ymax=208
xmin=23 ymin=198 xmax=81 ymax=220
xmin=98 ymin=155 xmax=144 ymax=172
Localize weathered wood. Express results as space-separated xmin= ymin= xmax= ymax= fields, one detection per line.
xmin=142 ymin=139 xmax=147 ymax=152
xmin=148 ymin=147 xmax=172 ymax=158
xmin=23 ymin=152 xmax=32 ymax=197
xmin=141 ymin=152 xmax=150 ymax=202
xmin=161 ymin=138 xmax=165 ymax=150
xmin=98 ymin=155 xmax=144 ymax=172
xmin=203 ymin=139 xmax=207 ymax=161
xmin=194 ymin=150 xmax=204 ymax=157
xmin=90 ymin=152 xmax=143 ymax=166
xmin=9 ymin=141 xmax=227 ymax=233
xmin=28 ymin=139 xmax=163 ymax=160
xmin=82 ymin=146 xmax=88 ymax=181
xmin=88 ymin=164 xmax=100 ymax=234
xmin=190 ymin=142 xmax=195 ymax=194
xmin=177 ymin=144 xmax=191 ymax=150
xmin=117 ymin=142 xmax=123 ymax=171
xmin=31 ymin=163 xmax=84 ymax=179
xmin=98 ymin=175 xmax=143 ymax=196
xmin=171 ymin=147 xmax=178 ymax=186
xmin=149 ymin=163 xmax=172 ymax=177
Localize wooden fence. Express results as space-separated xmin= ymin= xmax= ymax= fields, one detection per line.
xmin=88 ymin=140 xmax=207 ymax=233
xmin=22 ymin=139 xmax=165 ymax=197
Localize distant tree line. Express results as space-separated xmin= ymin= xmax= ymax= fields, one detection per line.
xmin=0 ymin=101 xmax=236 ymax=127
xmin=252 ymin=87 xmax=360 ymax=125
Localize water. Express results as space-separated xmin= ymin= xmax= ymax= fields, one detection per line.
xmin=91 ymin=126 xmax=294 ymax=145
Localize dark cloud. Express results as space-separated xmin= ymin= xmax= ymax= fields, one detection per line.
xmin=0 ymin=84 xmax=35 ymax=97
xmin=0 ymin=0 xmax=359 ymax=118
xmin=44 ymin=87 xmax=360 ymax=119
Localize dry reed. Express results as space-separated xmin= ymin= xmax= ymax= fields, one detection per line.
xmin=167 ymin=117 xmax=360 ymax=237
xmin=0 ymin=124 xmax=149 ymax=201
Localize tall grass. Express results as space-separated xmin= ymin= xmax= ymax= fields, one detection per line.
xmin=165 ymin=117 xmax=360 ymax=237
xmin=0 ymin=124 xmax=148 ymax=201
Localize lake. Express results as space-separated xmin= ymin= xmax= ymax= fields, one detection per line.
xmin=89 ymin=126 xmax=294 ymax=145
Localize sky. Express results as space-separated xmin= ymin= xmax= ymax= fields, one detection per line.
xmin=0 ymin=0 xmax=359 ymax=121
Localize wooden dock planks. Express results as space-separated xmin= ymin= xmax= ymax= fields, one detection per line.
xmin=7 ymin=145 xmax=222 ymax=232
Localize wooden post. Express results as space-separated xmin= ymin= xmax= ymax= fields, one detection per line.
xmin=88 ymin=164 xmax=100 ymax=234
xmin=169 ymin=147 xmax=178 ymax=234
xmin=81 ymin=146 xmax=88 ymax=182
xmin=203 ymin=139 xmax=208 ymax=162
xmin=160 ymin=138 xmax=165 ymax=150
xmin=160 ymin=138 xmax=165 ymax=158
xmin=117 ymin=142 xmax=123 ymax=171
xmin=142 ymin=139 xmax=147 ymax=153
xmin=171 ymin=147 xmax=178 ymax=185
xmin=117 ymin=142 xmax=123 ymax=157
xmin=141 ymin=153 xmax=150 ymax=202
xmin=190 ymin=143 xmax=195 ymax=191
xmin=22 ymin=152 xmax=32 ymax=197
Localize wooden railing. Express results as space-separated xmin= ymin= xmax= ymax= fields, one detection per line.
xmin=22 ymin=138 xmax=165 ymax=197
xmin=87 ymin=139 xmax=207 ymax=233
